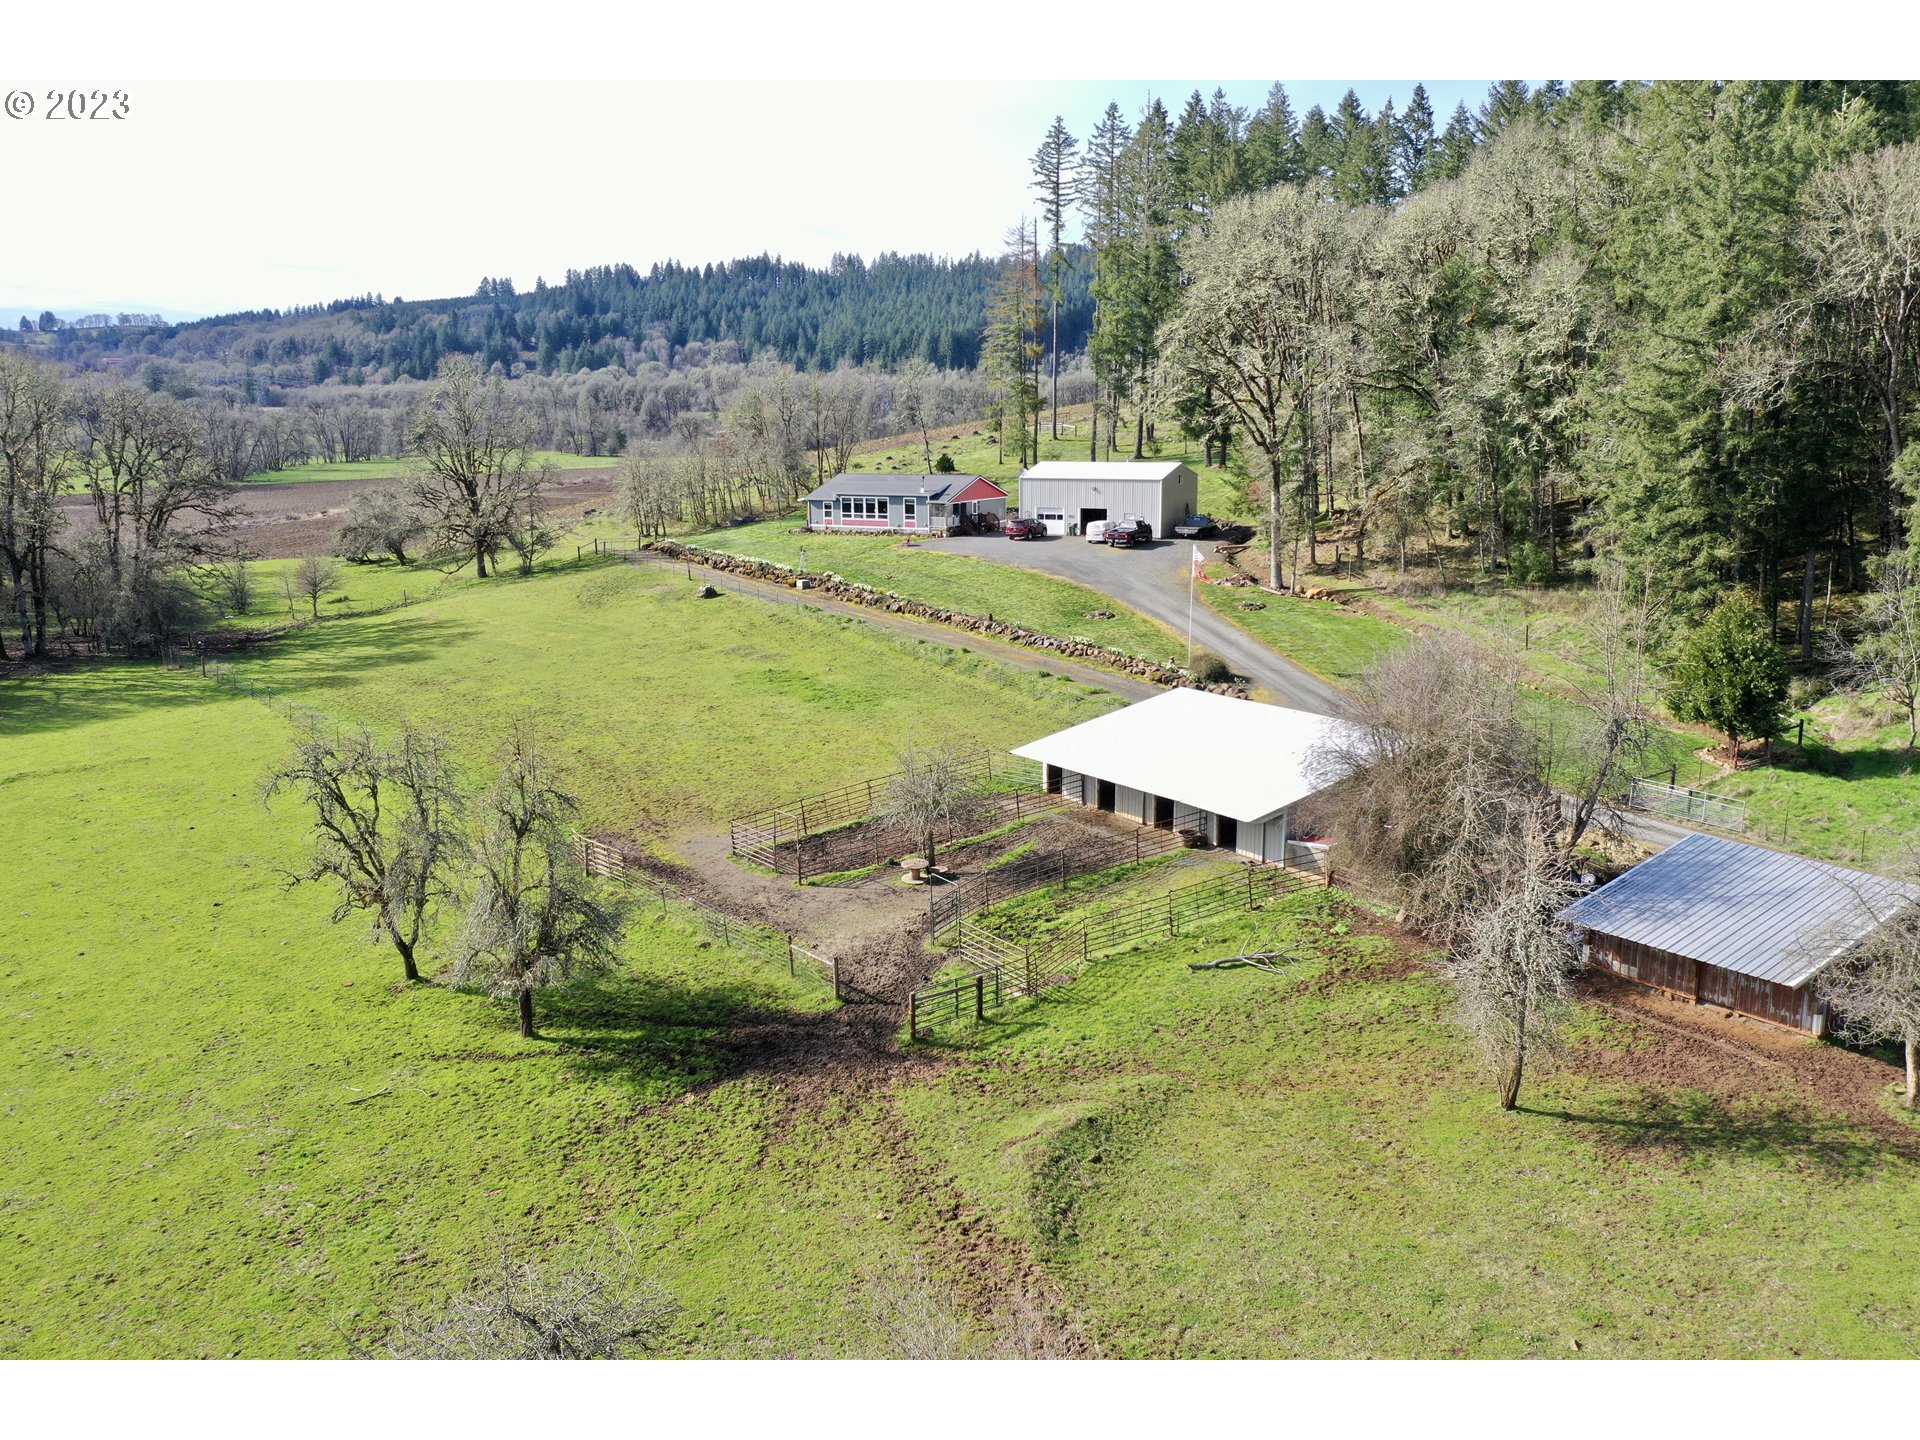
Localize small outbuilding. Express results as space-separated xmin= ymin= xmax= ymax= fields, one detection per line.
xmin=802 ymin=473 xmax=1008 ymax=535
xmin=1016 ymin=460 xmax=1200 ymax=538
xmin=1009 ymin=687 xmax=1348 ymax=867
xmin=1558 ymin=832 xmax=1920 ymax=1035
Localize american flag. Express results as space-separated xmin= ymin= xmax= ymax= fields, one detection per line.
xmin=1191 ymin=545 xmax=1207 ymax=579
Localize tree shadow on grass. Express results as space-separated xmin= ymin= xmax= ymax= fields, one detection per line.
xmin=0 ymin=616 xmax=483 ymax=741
xmin=522 ymin=964 xmax=921 ymax=1104
xmin=1524 ymin=1087 xmax=1907 ymax=1180
xmin=234 ymin=614 xmax=482 ymax=693
xmin=0 ymin=661 xmax=228 ymax=740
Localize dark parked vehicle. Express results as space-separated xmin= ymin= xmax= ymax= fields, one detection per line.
xmin=1104 ymin=518 xmax=1153 ymax=547
xmin=1004 ymin=515 xmax=1046 ymax=540
xmin=1172 ymin=514 xmax=1218 ymax=538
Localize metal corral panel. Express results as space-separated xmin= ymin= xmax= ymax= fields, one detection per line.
xmin=1560 ymin=832 xmax=1920 ymax=988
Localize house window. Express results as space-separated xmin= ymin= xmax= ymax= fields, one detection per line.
xmin=904 ymin=498 xmax=918 ymax=527
xmin=838 ymin=495 xmax=889 ymax=522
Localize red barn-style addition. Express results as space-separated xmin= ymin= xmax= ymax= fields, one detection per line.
xmin=802 ymin=473 xmax=1009 ymax=534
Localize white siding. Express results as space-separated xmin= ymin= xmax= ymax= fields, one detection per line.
xmin=1114 ymin=784 xmax=1149 ymax=824
xmin=1017 ymin=468 xmax=1197 ymax=536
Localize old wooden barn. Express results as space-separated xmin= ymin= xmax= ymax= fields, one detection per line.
xmin=1009 ymin=688 xmax=1348 ymax=868
xmin=1559 ymin=832 xmax=1920 ymax=1034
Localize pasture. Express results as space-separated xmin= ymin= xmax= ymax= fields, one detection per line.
xmin=683 ymin=518 xmax=1181 ymax=664
xmin=6 ymin=548 xmax=1919 ymax=1360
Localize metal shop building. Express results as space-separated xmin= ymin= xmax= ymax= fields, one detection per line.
xmin=1015 ymin=460 xmax=1200 ymax=537
xmin=1559 ymin=832 xmax=1920 ymax=1034
xmin=1009 ymin=687 xmax=1348 ymax=868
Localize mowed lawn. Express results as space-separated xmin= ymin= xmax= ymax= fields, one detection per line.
xmin=0 ymin=664 xmax=974 ymax=1359
xmin=211 ymin=557 xmax=1125 ymax=841
xmin=687 ymin=518 xmax=1181 ymax=663
xmin=900 ymin=888 xmax=1920 ymax=1358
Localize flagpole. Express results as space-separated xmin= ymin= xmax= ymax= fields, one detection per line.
xmin=1187 ymin=548 xmax=1196 ymax=669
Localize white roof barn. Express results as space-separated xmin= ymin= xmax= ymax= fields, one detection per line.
xmin=1010 ymin=688 xmax=1352 ymax=867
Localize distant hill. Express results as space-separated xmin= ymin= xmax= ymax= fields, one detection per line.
xmin=4 ymin=251 xmax=1096 ymax=384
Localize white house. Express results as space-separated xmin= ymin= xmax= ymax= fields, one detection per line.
xmin=1010 ymin=687 xmax=1350 ymax=866
xmin=1016 ymin=460 xmax=1200 ymax=538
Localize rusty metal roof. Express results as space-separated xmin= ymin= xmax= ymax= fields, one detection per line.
xmin=1559 ymin=832 xmax=1920 ymax=989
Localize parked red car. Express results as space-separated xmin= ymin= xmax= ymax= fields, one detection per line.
xmin=1004 ymin=515 xmax=1046 ymax=540
xmin=1104 ymin=518 xmax=1153 ymax=547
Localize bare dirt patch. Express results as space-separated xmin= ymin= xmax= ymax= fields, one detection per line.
xmin=56 ymin=467 xmax=622 ymax=561
xmin=1575 ymin=973 xmax=1920 ymax=1161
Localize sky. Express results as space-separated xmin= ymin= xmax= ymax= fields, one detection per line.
xmin=2 ymin=79 xmax=1501 ymax=321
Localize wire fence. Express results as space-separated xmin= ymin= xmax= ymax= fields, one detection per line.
xmin=909 ymin=861 xmax=1322 ymax=1039
xmin=728 ymin=750 xmax=1043 ymax=879
xmin=927 ymin=820 xmax=1192 ymax=940
xmin=1626 ymin=776 xmax=1749 ymax=833
xmin=578 ymin=837 xmax=840 ymax=992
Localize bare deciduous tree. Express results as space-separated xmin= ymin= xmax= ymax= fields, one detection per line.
xmin=875 ymin=741 xmax=976 ymax=874
xmin=1442 ymin=823 xmax=1583 ymax=1111
xmin=264 ymin=721 xmax=463 ymax=983
xmin=1843 ymin=547 xmax=1920 ymax=748
xmin=406 ymin=360 xmax=545 ymax=579
xmin=335 ymin=485 xmax=425 ymax=565
xmin=294 ymin=555 xmax=342 ymax=620
xmin=1815 ymin=856 xmax=1920 ymax=1109
xmin=379 ymin=1228 xmax=678 ymax=1359
xmin=209 ymin=558 xmax=255 ymax=618
xmin=452 ymin=732 xmax=625 ymax=1037
xmin=1561 ymin=563 xmax=1663 ymax=851
xmin=1309 ymin=632 xmax=1554 ymax=945
xmin=0 ymin=352 xmax=70 ymax=658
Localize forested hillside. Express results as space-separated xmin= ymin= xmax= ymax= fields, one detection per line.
xmin=1001 ymin=79 xmax=1920 ymax=641
xmin=9 ymin=252 xmax=1096 ymax=382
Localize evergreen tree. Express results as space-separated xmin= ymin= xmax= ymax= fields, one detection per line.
xmin=1431 ymin=102 xmax=1480 ymax=181
xmin=1080 ymin=101 xmax=1132 ymax=458
xmin=1667 ymin=592 xmax=1791 ymax=758
xmin=1031 ymin=116 xmax=1078 ymax=439
xmin=1479 ymin=80 xmax=1535 ymax=135
xmin=1394 ymin=84 xmax=1438 ymax=195
xmin=1245 ymin=83 xmax=1302 ymax=189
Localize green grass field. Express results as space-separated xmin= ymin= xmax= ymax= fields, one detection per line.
xmin=8 ymin=523 xmax=1920 ymax=1358
xmin=238 ymin=451 xmax=616 ymax=487
xmin=900 ymin=886 xmax=1920 ymax=1358
xmin=205 ymin=556 xmax=1122 ymax=841
xmin=683 ymin=516 xmax=1183 ymax=664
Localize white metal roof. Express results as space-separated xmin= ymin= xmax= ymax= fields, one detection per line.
xmin=1010 ymin=688 xmax=1349 ymax=825
xmin=1020 ymin=461 xmax=1191 ymax=483
xmin=1559 ymin=832 xmax=1920 ymax=989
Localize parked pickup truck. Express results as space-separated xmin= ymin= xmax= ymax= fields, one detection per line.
xmin=1172 ymin=514 xmax=1219 ymax=538
xmin=1103 ymin=518 xmax=1153 ymax=547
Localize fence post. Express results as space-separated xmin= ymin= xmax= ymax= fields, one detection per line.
xmin=1168 ymin=893 xmax=1176 ymax=937
xmin=787 ymin=934 xmax=795 ymax=976
xmin=974 ymin=974 xmax=985 ymax=1021
xmin=832 ymin=957 xmax=842 ymax=1001
xmin=909 ymin=992 xmax=917 ymax=1039
xmin=1247 ymin=867 xmax=1255 ymax=908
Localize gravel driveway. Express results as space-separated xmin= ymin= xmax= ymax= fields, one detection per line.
xmin=922 ymin=531 xmax=1339 ymax=713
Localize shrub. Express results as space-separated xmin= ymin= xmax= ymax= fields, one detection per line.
xmin=933 ymin=452 xmax=956 ymax=473
xmin=1189 ymin=651 xmax=1232 ymax=684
